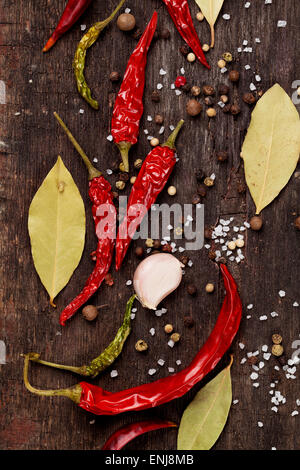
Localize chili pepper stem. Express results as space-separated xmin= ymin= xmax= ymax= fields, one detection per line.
xmin=22 ymin=353 xmax=82 ymax=403
xmin=28 ymin=355 xmax=88 ymax=376
xmin=210 ymin=25 xmax=215 ymax=48
xmin=117 ymin=141 xmax=131 ymax=172
xmin=163 ymin=120 xmax=184 ymax=150
xmin=54 ymin=112 xmax=102 ymax=180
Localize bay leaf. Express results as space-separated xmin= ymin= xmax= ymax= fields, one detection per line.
xmin=241 ymin=84 xmax=300 ymax=215
xmin=195 ymin=0 xmax=224 ymax=47
xmin=177 ymin=356 xmax=233 ymax=450
xmin=28 ymin=156 xmax=86 ymax=306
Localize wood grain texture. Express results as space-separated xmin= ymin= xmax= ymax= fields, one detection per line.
xmin=0 ymin=0 xmax=299 ymax=450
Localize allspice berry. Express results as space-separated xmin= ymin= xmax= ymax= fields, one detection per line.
xmin=164 ymin=324 xmax=173 ymax=334
xmin=170 ymin=332 xmax=181 ymax=343
xmin=230 ymin=104 xmax=241 ymax=115
xmin=191 ymin=85 xmax=201 ymax=96
xmin=294 ymin=216 xmax=300 ymax=230
xmin=192 ymin=193 xmax=201 ymax=205
xmin=272 ymin=334 xmax=283 ymax=345
xmin=203 ymin=85 xmax=215 ymax=96
xmin=250 ymin=216 xmax=263 ymax=231
xmin=229 ymin=70 xmax=240 ymax=82
xmin=117 ymin=13 xmax=136 ymax=31
xmin=135 ymin=340 xmax=148 ymax=352
xmin=272 ymin=344 xmax=284 ymax=357
xmin=82 ymin=305 xmax=98 ymax=321
xmin=186 ymin=99 xmax=202 ymax=116
xmin=109 ymin=71 xmax=120 ymax=82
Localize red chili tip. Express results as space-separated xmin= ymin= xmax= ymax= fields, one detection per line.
xmin=43 ymin=36 xmax=56 ymax=52
xmin=175 ymin=75 xmax=187 ymax=88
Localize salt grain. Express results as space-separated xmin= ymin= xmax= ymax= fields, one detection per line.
xmin=148 ymin=368 xmax=157 ymax=376
xmin=110 ymin=370 xmax=118 ymax=378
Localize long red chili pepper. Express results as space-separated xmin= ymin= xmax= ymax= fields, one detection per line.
xmin=111 ymin=12 xmax=158 ymax=172
xmin=43 ymin=0 xmax=94 ymax=52
xmin=101 ymin=420 xmax=177 ymax=450
xmin=54 ymin=113 xmax=116 ymax=326
xmin=162 ymin=0 xmax=210 ymax=69
xmin=23 ymin=264 xmax=242 ymax=414
xmin=115 ymin=119 xmax=184 ymax=271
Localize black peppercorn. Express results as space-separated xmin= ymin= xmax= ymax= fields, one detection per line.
xmin=151 ymin=90 xmax=160 ymax=102
xmin=135 ymin=246 xmax=144 ymax=258
xmin=182 ymin=83 xmax=191 ymax=93
xmin=222 ymin=104 xmax=231 ymax=113
xmin=179 ymin=44 xmax=190 ymax=56
xmin=192 ymin=194 xmax=201 ymax=205
xmin=118 ymin=172 xmax=129 ymax=182
xmin=154 ymin=114 xmax=164 ymax=125
xmin=217 ymin=151 xmax=228 ymax=162
xmin=179 ymin=255 xmax=189 ymax=265
xmin=197 ymin=184 xmax=207 ymax=197
xmin=208 ymin=250 xmax=216 ymax=260
xmin=218 ymin=84 xmax=229 ymax=95
xmin=230 ymin=104 xmax=241 ymax=115
xmin=195 ymin=168 xmax=205 ymax=182
xmin=229 ymin=70 xmax=240 ymax=82
xmin=159 ymin=28 xmax=170 ymax=39
xmin=187 ymin=284 xmax=197 ymax=296
xmin=203 ymin=85 xmax=215 ymax=96
xmin=204 ymin=226 xmax=212 ymax=239
xmin=153 ymin=239 xmax=161 ymax=249
xmin=184 ymin=316 xmax=195 ymax=328
xmin=243 ymin=92 xmax=256 ymax=104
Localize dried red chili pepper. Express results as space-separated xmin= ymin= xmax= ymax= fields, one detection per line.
xmin=115 ymin=119 xmax=184 ymax=271
xmin=111 ymin=12 xmax=158 ymax=172
xmin=162 ymin=0 xmax=210 ymax=69
xmin=102 ymin=420 xmax=177 ymax=450
xmin=23 ymin=264 xmax=242 ymax=414
xmin=43 ymin=0 xmax=94 ymax=52
xmin=54 ymin=112 xmax=116 ymax=326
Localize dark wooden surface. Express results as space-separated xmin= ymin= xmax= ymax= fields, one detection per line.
xmin=0 ymin=0 xmax=299 ymax=450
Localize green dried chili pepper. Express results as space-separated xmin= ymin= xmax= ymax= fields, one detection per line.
xmin=28 ymin=295 xmax=136 ymax=378
xmin=73 ymin=0 xmax=126 ymax=109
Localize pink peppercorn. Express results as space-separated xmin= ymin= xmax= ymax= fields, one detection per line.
xmin=175 ymin=76 xmax=187 ymax=88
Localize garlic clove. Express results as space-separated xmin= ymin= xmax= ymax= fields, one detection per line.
xmin=133 ymin=253 xmax=183 ymax=310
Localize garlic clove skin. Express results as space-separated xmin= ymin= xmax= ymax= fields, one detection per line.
xmin=133 ymin=253 xmax=183 ymax=310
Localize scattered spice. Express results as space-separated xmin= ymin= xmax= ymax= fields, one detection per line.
xmin=186 ymin=99 xmax=202 ymax=116
xmin=203 ymin=85 xmax=215 ymax=96
xmin=229 ymin=70 xmax=240 ymax=82
xmin=184 ymin=315 xmax=194 ymax=327
xmin=187 ymin=284 xmax=197 ymax=296
xmin=151 ymin=90 xmax=160 ymax=102
xmin=272 ymin=334 xmax=283 ymax=345
xmin=155 ymin=114 xmax=164 ymax=125
xmin=218 ymin=84 xmax=229 ymax=95
xmin=164 ymin=324 xmax=174 ymax=334
xmin=206 ymin=108 xmax=217 ymax=118
xmin=170 ymin=332 xmax=181 ymax=343
xmin=135 ymin=340 xmax=148 ymax=352
xmin=180 ymin=44 xmax=190 ymax=56
xmin=243 ymin=92 xmax=256 ymax=104
xmin=191 ymin=85 xmax=201 ymax=96
xmin=204 ymin=96 xmax=214 ymax=106
xmin=205 ymin=283 xmax=215 ymax=293
xmin=250 ymin=216 xmax=263 ymax=231
xmin=117 ymin=13 xmax=136 ymax=31
xmin=230 ymin=104 xmax=241 ymax=115
xmin=294 ymin=216 xmax=300 ymax=230
xmin=134 ymin=158 xmax=143 ymax=169
xmin=110 ymin=71 xmax=120 ymax=82
xmin=272 ymin=344 xmax=284 ymax=357
xmin=204 ymin=176 xmax=214 ymax=186
xmin=217 ymin=151 xmax=228 ymax=162
xmin=82 ymin=305 xmax=99 ymax=321
xmin=168 ymin=185 xmax=177 ymax=196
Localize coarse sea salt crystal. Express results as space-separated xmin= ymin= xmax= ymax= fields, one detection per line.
xmin=260 ymin=315 xmax=268 ymax=321
xmin=168 ymin=367 xmax=175 ymax=373
xmin=79 ymin=109 xmax=84 ymax=114
xmin=125 ymin=7 xmax=131 ymax=13
xmin=147 ymin=115 xmax=152 ymax=121
xmin=293 ymin=302 xmax=299 ymax=307
xmin=278 ymin=290 xmax=286 ymax=297
xmin=159 ymin=68 xmax=167 ymax=75
xmin=251 ymin=372 xmax=258 ymax=380
xmin=247 ymin=315 xmax=251 ymax=319
xmin=158 ymin=359 xmax=165 ymax=366
xmin=255 ymin=38 xmax=261 ymax=43
xmin=253 ymin=383 xmax=259 ymax=388
xmin=126 ymin=280 xmax=132 ymax=286
xmin=243 ymin=40 xmax=248 ymax=46
xmin=107 ymin=135 xmax=113 ymax=141
xmin=180 ymin=67 xmax=185 ymax=75
xmin=159 ymin=126 xmax=165 ymax=134
xmin=271 ymin=406 xmax=278 ymax=413
xmin=110 ymin=370 xmax=118 ymax=378
xmin=168 ymin=340 xmax=175 ymax=348
xmin=270 ymin=311 xmax=279 ymax=317
xmin=250 ymin=83 xmax=256 ymax=91
xmin=221 ymin=67 xmax=228 ymax=74
xmin=264 ymin=353 xmax=271 ymax=361
xmin=223 ymin=14 xmax=230 ymax=20
xmin=233 ymin=399 xmax=239 ymax=404
xmin=239 ymin=343 xmax=245 ymax=350
xmin=257 ymin=421 xmax=263 ymax=428
xmin=277 ymin=20 xmax=287 ymax=27
xmin=237 ymin=47 xmax=242 ymax=53
xmin=245 ymin=64 xmax=251 ymax=70
xmin=130 ymin=313 xmax=135 ymax=320
xmin=245 ymin=2 xmax=251 ymax=8
xmin=262 ymin=345 xmax=268 ymax=352
xmin=106 ymin=167 xmax=112 ymax=174
xmin=175 ymin=89 xmax=182 ymax=96
xmin=247 ymin=304 xmax=253 ymax=310
xmin=149 ymin=328 xmax=155 ymax=336
xmin=255 ymin=75 xmax=262 ymax=82
xmin=157 ymin=83 xmax=163 ymax=90
xmin=148 ymin=368 xmax=156 ymax=376
xmin=170 ymin=83 xmax=175 ymax=90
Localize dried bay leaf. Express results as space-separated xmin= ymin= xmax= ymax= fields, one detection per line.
xmin=241 ymin=84 xmax=300 ymax=215
xmin=177 ymin=356 xmax=233 ymax=450
xmin=28 ymin=156 xmax=86 ymax=306
xmin=195 ymin=0 xmax=224 ymax=47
